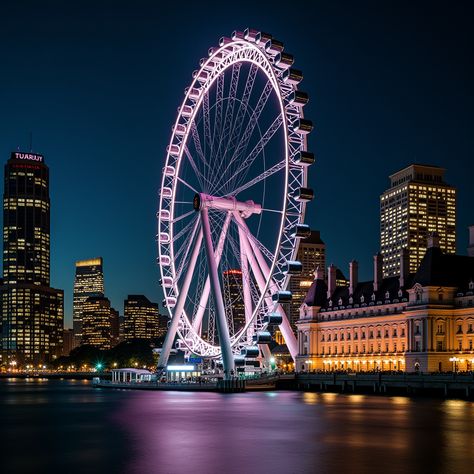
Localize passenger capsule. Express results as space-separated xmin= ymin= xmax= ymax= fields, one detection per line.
xmin=245 ymin=360 xmax=261 ymax=368
xmin=294 ymin=187 xmax=314 ymax=202
xmin=272 ymin=290 xmax=292 ymax=303
xmin=167 ymin=144 xmax=180 ymax=156
xmin=291 ymin=224 xmax=312 ymax=239
xmin=188 ymin=88 xmax=201 ymax=100
xmin=294 ymin=151 xmax=315 ymax=167
xmin=219 ymin=36 xmax=233 ymax=46
xmin=252 ymin=331 xmax=272 ymax=344
xmin=289 ymin=91 xmax=309 ymax=107
xmin=255 ymin=31 xmax=272 ymax=45
xmin=244 ymin=28 xmax=259 ymax=41
xmin=263 ymin=312 xmax=283 ymax=325
xmin=180 ymin=105 xmax=193 ymax=117
xmin=160 ymin=276 xmax=174 ymax=288
xmin=173 ymin=124 xmax=187 ymax=136
xmin=161 ymin=187 xmax=173 ymax=198
xmin=265 ymin=39 xmax=284 ymax=55
xmin=160 ymin=255 xmax=171 ymax=266
xmin=275 ymin=52 xmax=294 ymax=69
xmin=285 ymin=260 xmax=303 ymax=275
xmin=283 ymin=68 xmax=303 ymax=84
xmin=241 ymin=346 xmax=260 ymax=358
xmin=294 ymin=119 xmax=313 ymax=134
xmin=163 ymin=166 xmax=175 ymax=176
xmin=163 ymin=296 xmax=176 ymax=308
xmin=234 ymin=356 xmax=246 ymax=367
xmin=159 ymin=232 xmax=170 ymax=243
xmin=231 ymin=30 xmax=244 ymax=40
xmin=159 ymin=209 xmax=171 ymax=221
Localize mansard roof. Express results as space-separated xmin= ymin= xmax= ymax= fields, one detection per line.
xmin=413 ymin=247 xmax=474 ymax=288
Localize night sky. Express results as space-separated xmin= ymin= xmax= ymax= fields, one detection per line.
xmin=0 ymin=1 xmax=473 ymax=327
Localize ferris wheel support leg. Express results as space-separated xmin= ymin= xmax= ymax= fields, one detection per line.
xmin=238 ymin=225 xmax=255 ymax=342
xmin=233 ymin=212 xmax=298 ymax=361
xmin=192 ymin=212 xmax=232 ymax=335
xmin=200 ymin=208 xmax=235 ymax=380
xmin=157 ymin=228 xmax=204 ymax=371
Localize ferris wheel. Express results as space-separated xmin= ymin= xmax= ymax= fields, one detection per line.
xmin=157 ymin=29 xmax=314 ymax=379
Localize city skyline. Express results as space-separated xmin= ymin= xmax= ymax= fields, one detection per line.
xmin=0 ymin=1 xmax=473 ymax=328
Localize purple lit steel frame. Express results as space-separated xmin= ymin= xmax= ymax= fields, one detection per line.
xmin=157 ymin=30 xmax=312 ymax=369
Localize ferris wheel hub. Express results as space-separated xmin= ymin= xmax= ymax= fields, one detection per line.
xmin=193 ymin=192 xmax=262 ymax=216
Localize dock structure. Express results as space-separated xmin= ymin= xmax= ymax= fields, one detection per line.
xmin=296 ymin=373 xmax=474 ymax=398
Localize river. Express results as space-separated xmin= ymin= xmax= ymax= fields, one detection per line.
xmin=1 ymin=379 xmax=473 ymax=473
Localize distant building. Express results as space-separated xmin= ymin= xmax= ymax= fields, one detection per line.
xmin=82 ymin=296 xmax=112 ymax=350
xmin=110 ymin=307 xmax=120 ymax=347
xmin=123 ymin=295 xmax=161 ymax=340
xmin=296 ymin=231 xmax=474 ymax=373
xmin=62 ymin=328 xmax=75 ymax=356
xmin=288 ymin=231 xmax=326 ymax=330
xmin=380 ymin=164 xmax=456 ymax=277
xmin=223 ymin=269 xmax=246 ymax=334
xmin=0 ymin=151 xmax=63 ymax=366
xmin=73 ymin=258 xmax=104 ymax=345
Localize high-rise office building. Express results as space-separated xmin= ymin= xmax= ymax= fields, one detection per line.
xmin=82 ymin=296 xmax=112 ymax=350
xmin=110 ymin=307 xmax=120 ymax=347
xmin=73 ymin=258 xmax=104 ymax=344
xmin=0 ymin=151 xmax=64 ymax=365
xmin=123 ymin=295 xmax=161 ymax=340
xmin=223 ymin=269 xmax=246 ymax=334
xmin=380 ymin=164 xmax=456 ymax=277
xmin=288 ymin=231 xmax=326 ymax=330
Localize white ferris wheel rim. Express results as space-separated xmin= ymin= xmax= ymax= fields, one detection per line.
xmin=158 ymin=31 xmax=309 ymax=357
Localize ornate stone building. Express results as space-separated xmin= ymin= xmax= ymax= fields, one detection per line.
xmin=296 ymin=232 xmax=474 ymax=373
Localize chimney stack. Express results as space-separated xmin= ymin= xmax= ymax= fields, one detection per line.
xmin=373 ymin=253 xmax=383 ymax=292
xmin=427 ymin=232 xmax=440 ymax=249
xmin=349 ymin=260 xmax=358 ymax=295
xmin=327 ymin=264 xmax=336 ymax=299
xmin=468 ymin=225 xmax=474 ymax=257
xmin=399 ymin=248 xmax=410 ymax=288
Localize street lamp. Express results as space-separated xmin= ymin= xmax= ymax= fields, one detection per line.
xmin=449 ymin=356 xmax=460 ymax=372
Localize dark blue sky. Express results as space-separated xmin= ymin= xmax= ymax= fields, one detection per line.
xmin=1 ymin=1 xmax=473 ymax=327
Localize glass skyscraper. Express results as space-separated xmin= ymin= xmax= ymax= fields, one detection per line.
xmin=123 ymin=295 xmax=162 ymax=340
xmin=73 ymin=257 xmax=104 ymax=344
xmin=380 ymin=164 xmax=456 ymax=276
xmin=0 ymin=151 xmax=63 ymax=365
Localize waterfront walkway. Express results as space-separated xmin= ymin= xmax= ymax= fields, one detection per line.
xmin=296 ymin=372 xmax=474 ymax=398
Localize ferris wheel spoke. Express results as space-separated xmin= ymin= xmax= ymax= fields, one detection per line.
xmin=189 ymin=124 xmax=210 ymax=169
xmin=222 ymin=63 xmax=258 ymax=164
xmin=227 ymin=114 xmax=284 ymax=194
xmin=225 ymin=159 xmax=286 ymax=197
xmin=174 ymin=216 xmax=200 ymax=283
xmin=173 ymin=214 xmax=199 ymax=243
xmin=212 ymin=63 xmax=242 ymax=179
xmin=203 ymin=90 xmax=212 ymax=151
xmin=183 ymin=145 xmax=210 ymax=191
xmin=176 ymin=176 xmax=199 ymax=195
xmin=212 ymin=74 xmax=225 ymax=154
xmin=210 ymin=80 xmax=273 ymax=195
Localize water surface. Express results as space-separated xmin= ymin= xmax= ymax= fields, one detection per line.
xmin=1 ymin=379 xmax=473 ymax=473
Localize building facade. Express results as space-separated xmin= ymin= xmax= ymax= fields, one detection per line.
xmin=380 ymin=164 xmax=456 ymax=277
xmin=296 ymin=233 xmax=474 ymax=373
xmin=223 ymin=269 xmax=246 ymax=334
xmin=0 ymin=151 xmax=63 ymax=366
xmin=123 ymin=295 xmax=161 ymax=340
xmin=73 ymin=257 xmax=104 ymax=344
xmin=82 ymin=296 xmax=112 ymax=350
xmin=288 ymin=230 xmax=326 ymax=331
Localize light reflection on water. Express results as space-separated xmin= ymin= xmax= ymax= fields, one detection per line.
xmin=1 ymin=380 xmax=474 ymax=474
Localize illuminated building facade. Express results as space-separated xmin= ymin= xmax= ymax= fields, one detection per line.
xmin=288 ymin=231 xmax=326 ymax=331
xmin=0 ymin=151 xmax=63 ymax=365
xmin=73 ymin=257 xmax=104 ymax=344
xmin=296 ymin=233 xmax=474 ymax=373
xmin=223 ymin=269 xmax=246 ymax=334
xmin=110 ymin=307 xmax=120 ymax=347
xmin=381 ymin=164 xmax=456 ymax=277
xmin=123 ymin=295 xmax=161 ymax=340
xmin=82 ymin=296 xmax=112 ymax=350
